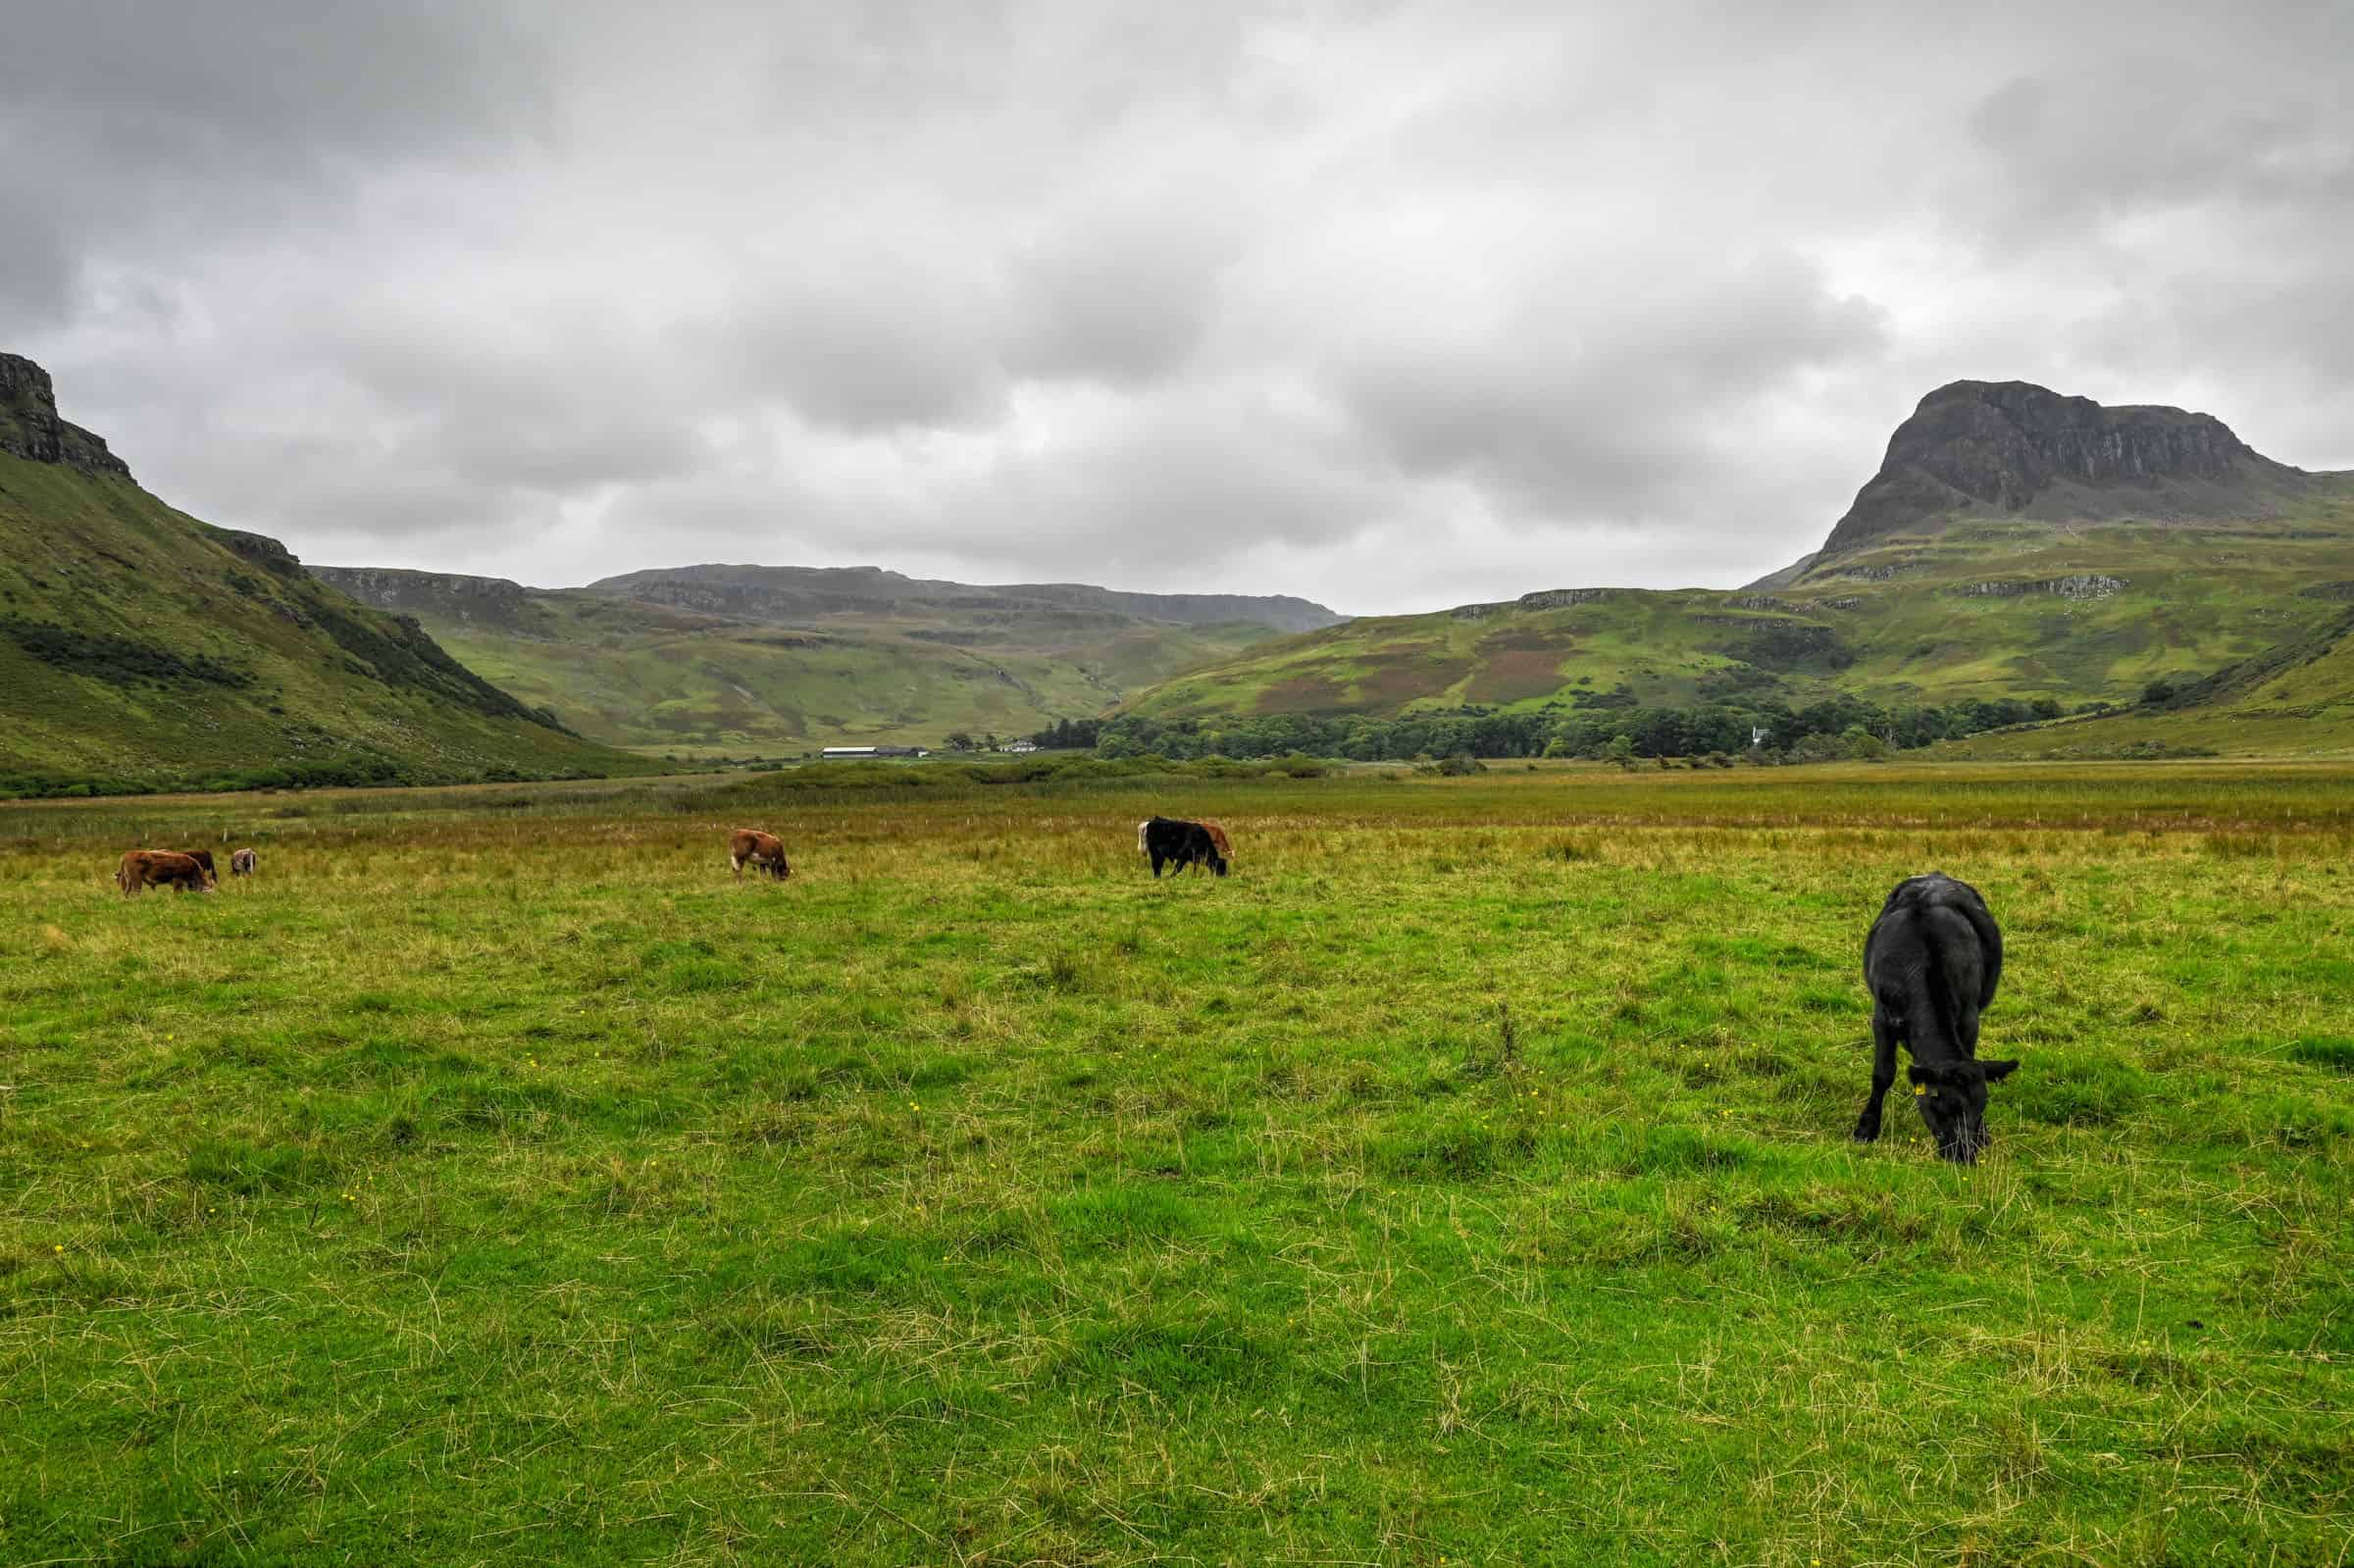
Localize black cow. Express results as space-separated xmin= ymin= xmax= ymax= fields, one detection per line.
xmin=1138 ymin=817 xmax=1227 ymax=879
xmin=1854 ymin=872 xmax=2019 ymax=1163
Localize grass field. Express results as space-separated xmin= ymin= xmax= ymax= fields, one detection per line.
xmin=4 ymin=763 xmax=2350 ymax=1565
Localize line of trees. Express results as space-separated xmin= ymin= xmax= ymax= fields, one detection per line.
xmin=1088 ymin=694 xmax=2066 ymax=765
xmin=1027 ymin=717 xmax=1105 ymax=749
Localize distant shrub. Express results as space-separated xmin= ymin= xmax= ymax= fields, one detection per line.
xmin=1840 ymin=726 xmax=1890 ymax=761
xmin=0 ymin=616 xmax=253 ymax=688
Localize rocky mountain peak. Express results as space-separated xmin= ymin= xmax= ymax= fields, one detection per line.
xmin=0 ymin=353 xmax=134 ymax=481
xmin=1819 ymin=379 xmax=2308 ymax=553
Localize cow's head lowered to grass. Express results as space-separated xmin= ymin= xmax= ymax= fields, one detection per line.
xmin=1908 ymin=1057 xmax=2020 ymax=1163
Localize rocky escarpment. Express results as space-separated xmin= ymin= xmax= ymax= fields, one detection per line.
xmin=1820 ymin=380 xmax=2311 ymax=554
xmin=308 ymin=566 xmax=540 ymax=633
xmin=0 ymin=353 xmax=132 ymax=480
xmin=1451 ymin=586 xmax=1623 ymax=620
xmin=588 ymin=564 xmax=1344 ymax=633
xmin=1952 ymin=574 xmax=2128 ymax=601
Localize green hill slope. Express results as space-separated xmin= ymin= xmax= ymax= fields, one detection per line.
xmin=310 ymin=566 xmax=1322 ymax=756
xmin=1123 ymin=381 xmax=2354 ymax=752
xmin=0 ymin=354 xmax=637 ymax=793
xmin=1946 ymin=605 xmax=2354 ymax=759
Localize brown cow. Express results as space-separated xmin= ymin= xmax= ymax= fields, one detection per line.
xmin=117 ymin=849 xmax=216 ymax=895
xmin=178 ymin=849 xmax=217 ymax=879
xmin=230 ymin=848 xmax=257 ymax=878
xmin=729 ymin=828 xmax=791 ymax=880
xmin=1200 ymin=819 xmax=1235 ymax=862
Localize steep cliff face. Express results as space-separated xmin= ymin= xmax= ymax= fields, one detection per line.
xmin=1820 ymin=380 xmax=2312 ymax=552
xmin=0 ymin=353 xmax=133 ymax=480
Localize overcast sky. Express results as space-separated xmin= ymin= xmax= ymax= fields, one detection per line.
xmin=9 ymin=1 xmax=2350 ymax=613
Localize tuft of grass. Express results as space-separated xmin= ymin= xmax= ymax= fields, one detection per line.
xmin=2288 ymin=1036 xmax=2354 ymax=1073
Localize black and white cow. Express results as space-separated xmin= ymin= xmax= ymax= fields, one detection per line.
xmin=1137 ymin=817 xmax=1228 ymax=879
xmin=1853 ymin=872 xmax=2019 ymax=1163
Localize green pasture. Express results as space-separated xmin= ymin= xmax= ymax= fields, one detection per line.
xmin=2 ymin=764 xmax=2348 ymax=1564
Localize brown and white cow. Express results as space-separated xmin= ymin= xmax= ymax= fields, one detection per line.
xmin=117 ymin=849 xmax=216 ymax=895
xmin=729 ymin=828 xmax=791 ymax=880
xmin=230 ymin=848 xmax=258 ymax=878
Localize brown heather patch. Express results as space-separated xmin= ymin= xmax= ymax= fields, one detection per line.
xmin=1254 ymin=672 xmax=1353 ymax=713
xmin=1464 ymin=645 xmax=1572 ymax=703
xmin=1357 ymin=652 xmax=1473 ymax=708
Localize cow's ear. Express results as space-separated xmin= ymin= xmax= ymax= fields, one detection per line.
xmin=1905 ymin=1064 xmax=1939 ymax=1087
xmin=1980 ymin=1058 xmax=2021 ymax=1084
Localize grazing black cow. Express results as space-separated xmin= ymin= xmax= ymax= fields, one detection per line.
xmin=1854 ymin=872 xmax=2018 ymax=1163
xmin=1138 ymin=817 xmax=1227 ymax=879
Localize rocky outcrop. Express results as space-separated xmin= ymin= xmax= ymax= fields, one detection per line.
xmin=307 ymin=566 xmax=538 ymax=633
xmin=0 ymin=353 xmax=133 ymax=480
xmin=212 ymin=527 xmax=306 ymax=579
xmin=1952 ymin=574 xmax=2127 ymax=601
xmin=1821 ymin=380 xmax=2309 ymax=553
xmin=1514 ymin=587 xmax=1620 ymax=611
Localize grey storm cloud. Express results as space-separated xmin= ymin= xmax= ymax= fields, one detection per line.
xmin=0 ymin=1 xmax=544 ymax=319
xmin=1336 ymin=249 xmax=1890 ymax=519
xmin=11 ymin=0 xmax=2354 ymax=610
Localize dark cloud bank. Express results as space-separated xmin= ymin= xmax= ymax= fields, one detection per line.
xmin=9 ymin=1 xmax=2351 ymax=612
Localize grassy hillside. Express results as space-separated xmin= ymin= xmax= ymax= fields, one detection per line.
xmin=320 ymin=568 xmax=1298 ymax=757
xmin=1947 ymin=604 xmax=2354 ymax=759
xmin=0 ymin=451 xmax=639 ymax=792
xmin=588 ymin=561 xmax=1341 ymax=634
xmin=1127 ymin=487 xmax=2354 ymax=736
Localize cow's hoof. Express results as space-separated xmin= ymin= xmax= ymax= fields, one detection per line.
xmin=1851 ymin=1121 xmax=1880 ymax=1143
